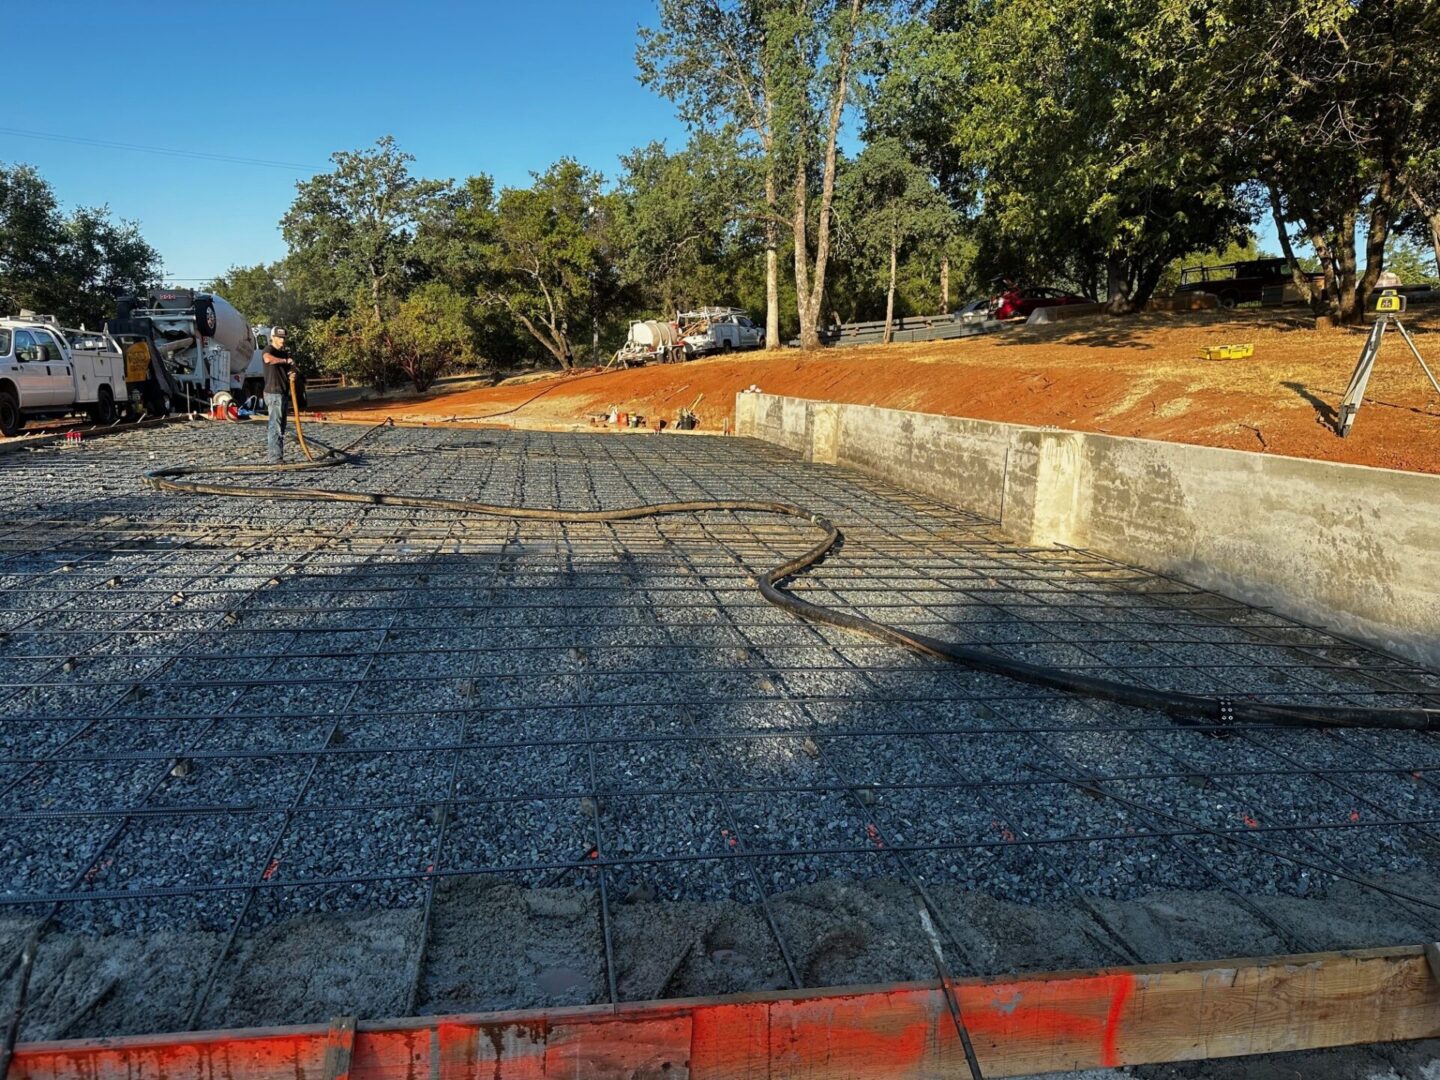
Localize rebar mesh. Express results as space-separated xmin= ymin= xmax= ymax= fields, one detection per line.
xmin=0 ymin=421 xmax=1437 ymax=1038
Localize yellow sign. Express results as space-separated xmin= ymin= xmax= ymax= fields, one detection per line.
xmin=125 ymin=342 xmax=152 ymax=383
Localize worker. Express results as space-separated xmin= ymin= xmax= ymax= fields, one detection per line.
xmin=262 ymin=327 xmax=296 ymax=463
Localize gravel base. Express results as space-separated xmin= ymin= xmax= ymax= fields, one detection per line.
xmin=0 ymin=420 xmax=1435 ymax=1060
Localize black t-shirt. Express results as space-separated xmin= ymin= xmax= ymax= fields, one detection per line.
xmin=262 ymin=347 xmax=294 ymax=395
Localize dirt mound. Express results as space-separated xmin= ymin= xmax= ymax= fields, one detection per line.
xmin=329 ymin=307 xmax=1440 ymax=474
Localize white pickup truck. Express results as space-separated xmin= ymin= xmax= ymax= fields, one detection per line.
xmin=679 ymin=308 xmax=763 ymax=356
xmin=0 ymin=315 xmax=126 ymax=435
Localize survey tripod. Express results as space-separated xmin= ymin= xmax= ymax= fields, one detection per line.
xmin=1337 ymin=289 xmax=1440 ymax=437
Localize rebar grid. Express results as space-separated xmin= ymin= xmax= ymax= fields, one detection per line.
xmin=1 ymin=421 xmax=1438 ymax=1037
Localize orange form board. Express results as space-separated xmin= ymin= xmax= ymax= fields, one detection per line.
xmin=10 ymin=946 xmax=1440 ymax=1080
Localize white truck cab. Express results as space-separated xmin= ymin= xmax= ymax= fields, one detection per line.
xmin=0 ymin=315 xmax=126 ymax=435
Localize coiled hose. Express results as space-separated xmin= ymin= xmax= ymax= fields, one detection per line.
xmin=146 ymin=424 xmax=1440 ymax=732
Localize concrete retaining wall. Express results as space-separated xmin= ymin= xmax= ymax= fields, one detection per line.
xmin=736 ymin=393 xmax=1440 ymax=671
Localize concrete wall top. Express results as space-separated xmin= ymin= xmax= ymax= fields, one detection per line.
xmin=735 ymin=392 xmax=1440 ymax=671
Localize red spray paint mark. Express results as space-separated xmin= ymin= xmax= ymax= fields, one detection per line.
xmin=261 ymin=859 xmax=280 ymax=881
xmin=1241 ymin=814 xmax=1259 ymax=829
xmin=1100 ymin=972 xmax=1136 ymax=1066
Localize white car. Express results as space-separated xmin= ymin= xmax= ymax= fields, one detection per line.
xmin=0 ymin=316 xmax=127 ymax=435
xmin=955 ymin=297 xmax=995 ymax=325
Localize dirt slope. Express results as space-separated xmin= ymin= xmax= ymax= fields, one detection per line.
xmin=331 ymin=307 xmax=1440 ymax=474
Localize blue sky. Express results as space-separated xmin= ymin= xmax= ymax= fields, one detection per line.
xmin=4 ymin=0 xmax=686 ymax=282
xmin=9 ymin=1 xmax=1297 ymax=288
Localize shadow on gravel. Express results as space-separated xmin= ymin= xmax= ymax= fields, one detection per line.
xmin=3 ymin=483 xmax=1439 ymax=1042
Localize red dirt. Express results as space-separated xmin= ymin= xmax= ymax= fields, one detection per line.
xmin=333 ymin=307 xmax=1440 ymax=474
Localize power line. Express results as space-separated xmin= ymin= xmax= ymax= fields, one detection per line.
xmin=0 ymin=126 xmax=320 ymax=172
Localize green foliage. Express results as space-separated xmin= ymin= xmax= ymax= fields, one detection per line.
xmin=483 ymin=159 xmax=623 ymax=369
xmin=908 ymin=0 xmax=1252 ymax=312
xmin=206 ymin=262 xmax=310 ymax=330
xmin=1384 ymin=236 xmax=1438 ymax=286
xmin=1147 ymin=0 xmax=1440 ymax=321
xmin=610 ymin=136 xmax=771 ymax=322
xmin=281 ymin=136 xmax=450 ymax=320
xmin=835 ymin=139 xmax=956 ymax=294
xmin=0 ymin=162 xmax=160 ymax=328
xmin=386 ymin=283 xmax=479 ymax=392
xmin=304 ymin=298 xmax=392 ymax=392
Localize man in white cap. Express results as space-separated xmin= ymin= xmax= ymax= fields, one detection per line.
xmin=262 ymin=328 xmax=296 ymax=463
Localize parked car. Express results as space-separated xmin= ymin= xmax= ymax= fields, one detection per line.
xmin=954 ymin=297 xmax=995 ymax=324
xmin=993 ymin=287 xmax=1090 ymax=321
xmin=1174 ymin=258 xmax=1300 ymax=308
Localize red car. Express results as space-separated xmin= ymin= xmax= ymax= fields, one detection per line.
xmin=993 ymin=286 xmax=1090 ymax=321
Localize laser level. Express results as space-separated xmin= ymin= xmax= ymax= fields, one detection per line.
xmin=1336 ymin=290 xmax=1440 ymax=437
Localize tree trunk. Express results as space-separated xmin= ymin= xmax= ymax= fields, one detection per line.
xmin=883 ymin=234 xmax=898 ymax=345
xmin=1332 ymin=208 xmax=1362 ymax=325
xmin=793 ymin=0 xmax=863 ymax=352
xmin=370 ymin=274 xmax=383 ymax=323
xmin=1130 ymin=259 xmax=1166 ymax=311
xmin=939 ymin=255 xmax=950 ymax=313
xmin=1105 ymin=256 xmax=1134 ymax=315
xmin=764 ymin=169 xmax=781 ymax=350
xmin=793 ymin=156 xmax=818 ymax=349
xmin=1411 ymin=190 xmax=1440 ymax=277
xmin=1269 ymin=185 xmax=1316 ymax=308
xmin=1353 ymin=166 xmax=1396 ymax=319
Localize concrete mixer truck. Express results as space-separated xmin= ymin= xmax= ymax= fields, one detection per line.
xmin=105 ymin=289 xmax=259 ymax=414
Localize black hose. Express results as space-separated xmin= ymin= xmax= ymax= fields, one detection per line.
xmin=145 ymin=426 xmax=1440 ymax=733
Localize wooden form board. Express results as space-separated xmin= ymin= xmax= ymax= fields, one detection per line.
xmin=10 ymin=946 xmax=1440 ymax=1080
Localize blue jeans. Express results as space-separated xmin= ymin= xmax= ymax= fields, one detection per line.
xmin=264 ymin=392 xmax=287 ymax=462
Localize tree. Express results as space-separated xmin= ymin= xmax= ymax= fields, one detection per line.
xmin=484 ymin=160 xmax=619 ymax=371
xmin=206 ymin=262 xmax=310 ymax=330
xmin=1151 ymin=0 xmax=1440 ymax=323
xmin=612 ymin=137 xmax=757 ymax=314
xmin=0 ymin=163 xmax=64 ymax=318
xmin=782 ymin=0 xmax=884 ymax=348
xmin=1383 ymin=235 xmax=1438 ymax=286
xmin=836 ymin=139 xmax=956 ymax=341
xmin=1399 ymin=146 xmax=1440 ymax=278
xmin=905 ymin=0 xmax=1251 ymax=314
xmin=0 ymin=162 xmax=160 ymax=328
xmin=385 ymin=283 xmax=478 ymax=392
xmin=639 ymin=1 xmax=788 ymax=348
xmin=305 ymin=298 xmax=393 ymax=392
xmin=281 ymin=136 xmax=449 ymax=323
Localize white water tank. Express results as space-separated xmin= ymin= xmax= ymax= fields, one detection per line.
xmin=628 ymin=320 xmax=679 ymax=349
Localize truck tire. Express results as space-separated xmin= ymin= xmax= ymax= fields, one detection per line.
xmin=722 ymin=341 xmax=734 ymax=354
xmin=193 ymin=297 xmax=218 ymax=338
xmin=0 ymin=391 xmax=22 ymax=437
xmin=88 ymin=385 xmax=117 ymax=425
xmin=1218 ymin=289 xmax=1239 ymax=309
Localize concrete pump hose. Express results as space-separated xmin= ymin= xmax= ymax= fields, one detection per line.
xmin=145 ymin=430 xmax=1440 ymax=734
xmin=288 ymin=371 xmax=314 ymax=461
